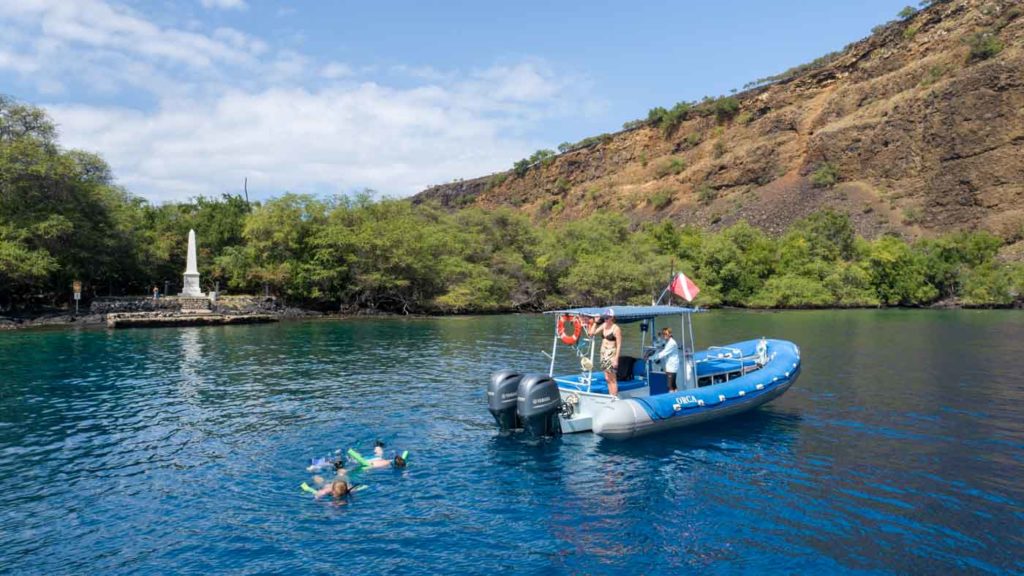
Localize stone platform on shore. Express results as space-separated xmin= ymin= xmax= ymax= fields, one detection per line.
xmin=106 ymin=311 xmax=278 ymax=329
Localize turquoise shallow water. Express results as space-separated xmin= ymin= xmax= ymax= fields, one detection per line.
xmin=1 ymin=310 xmax=1022 ymax=574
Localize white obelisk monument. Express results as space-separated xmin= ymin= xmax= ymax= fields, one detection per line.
xmin=180 ymin=229 xmax=204 ymax=297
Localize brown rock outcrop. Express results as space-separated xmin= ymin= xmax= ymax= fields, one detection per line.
xmin=414 ymin=0 xmax=1024 ymax=249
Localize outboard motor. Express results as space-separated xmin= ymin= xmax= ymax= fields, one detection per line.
xmin=487 ymin=370 xmax=523 ymax=431
xmin=516 ymin=374 xmax=562 ymax=437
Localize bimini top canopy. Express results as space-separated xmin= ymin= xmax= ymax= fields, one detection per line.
xmin=544 ymin=305 xmax=699 ymax=324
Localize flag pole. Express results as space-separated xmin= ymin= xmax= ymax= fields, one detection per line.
xmin=655 ymin=286 xmax=670 ymax=305
xmin=656 ymin=261 xmax=675 ymax=306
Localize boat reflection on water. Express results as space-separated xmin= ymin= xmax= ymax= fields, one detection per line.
xmin=483 ymin=405 xmax=804 ymax=571
xmin=594 ymin=406 xmax=803 ymax=457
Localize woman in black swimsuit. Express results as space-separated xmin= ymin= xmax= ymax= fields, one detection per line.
xmin=597 ymin=308 xmax=622 ymax=396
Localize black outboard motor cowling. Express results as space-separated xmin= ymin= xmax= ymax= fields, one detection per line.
xmin=487 ymin=370 xmax=523 ymax=431
xmin=516 ymin=374 xmax=562 ymax=437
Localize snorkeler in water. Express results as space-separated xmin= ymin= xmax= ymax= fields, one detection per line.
xmin=306 ymin=448 xmax=346 ymax=473
xmin=350 ymin=440 xmax=408 ymax=469
xmin=310 ymin=458 xmax=350 ymax=487
xmin=301 ymin=464 xmax=365 ymax=499
xmin=314 ymin=479 xmax=352 ymax=500
xmin=366 ymin=453 xmax=406 ymax=469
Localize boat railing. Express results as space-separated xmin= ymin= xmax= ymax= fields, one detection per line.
xmin=704 ymin=346 xmax=744 ymax=361
xmin=706 ymin=345 xmax=740 ymax=355
xmin=553 ymin=377 xmax=589 ymax=393
xmin=697 ymin=346 xmax=765 ymax=373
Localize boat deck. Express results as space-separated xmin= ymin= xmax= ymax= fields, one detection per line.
xmin=555 ymin=372 xmax=647 ymax=395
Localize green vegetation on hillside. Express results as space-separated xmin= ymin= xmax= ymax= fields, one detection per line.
xmin=2 ymin=98 xmax=1022 ymax=313
xmin=966 ymin=31 xmax=1004 ymax=61
xmin=810 ymin=163 xmax=840 ymax=188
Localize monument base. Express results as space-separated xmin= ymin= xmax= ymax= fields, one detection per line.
xmin=181 ymin=273 xmax=205 ymax=298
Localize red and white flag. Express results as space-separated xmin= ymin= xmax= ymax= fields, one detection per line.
xmin=668 ymin=272 xmax=700 ymax=302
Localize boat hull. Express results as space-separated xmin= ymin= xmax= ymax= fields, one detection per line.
xmin=556 ymin=384 xmax=649 ymax=433
xmin=591 ymin=339 xmax=801 ymax=440
xmin=591 ymin=372 xmax=797 ymax=440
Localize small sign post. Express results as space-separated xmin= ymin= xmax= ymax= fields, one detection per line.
xmin=72 ymin=280 xmax=82 ymax=315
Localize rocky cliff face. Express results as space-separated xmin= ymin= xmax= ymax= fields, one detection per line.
xmin=415 ymin=0 xmax=1024 ymax=252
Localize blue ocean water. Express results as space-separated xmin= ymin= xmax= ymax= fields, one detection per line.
xmin=0 ymin=311 xmax=1022 ymax=574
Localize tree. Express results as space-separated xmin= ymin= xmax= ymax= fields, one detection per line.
xmin=0 ymin=96 xmax=152 ymax=304
xmin=866 ymin=235 xmax=938 ymax=305
xmin=697 ymin=221 xmax=776 ymax=305
xmin=232 ymin=193 xmax=328 ymax=300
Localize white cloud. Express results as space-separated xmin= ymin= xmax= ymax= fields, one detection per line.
xmin=200 ymin=0 xmax=248 ymax=10
xmin=266 ymin=49 xmax=309 ymax=83
xmin=1 ymin=0 xmax=600 ymax=202
xmin=320 ymin=62 xmax=354 ymax=80
xmin=0 ymin=0 xmax=264 ymax=96
xmin=389 ymin=64 xmax=456 ymax=82
xmin=48 ymin=71 xmax=568 ymax=202
xmin=0 ymin=49 xmax=40 ymax=74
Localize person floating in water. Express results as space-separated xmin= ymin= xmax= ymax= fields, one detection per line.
xmin=350 ymin=440 xmax=407 ymax=469
xmin=314 ymin=479 xmax=353 ymax=500
xmin=302 ymin=460 xmax=363 ymax=500
xmin=309 ymin=457 xmax=350 ymax=487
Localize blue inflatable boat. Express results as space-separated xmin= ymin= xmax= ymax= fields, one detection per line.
xmin=486 ymin=306 xmax=801 ymax=440
xmin=591 ymin=338 xmax=800 ymax=439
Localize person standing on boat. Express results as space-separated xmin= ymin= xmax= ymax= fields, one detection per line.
xmin=651 ymin=327 xmax=680 ymax=392
xmin=595 ymin=308 xmax=622 ymax=397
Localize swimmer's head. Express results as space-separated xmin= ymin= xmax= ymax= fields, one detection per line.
xmin=332 ymin=459 xmax=346 ymax=471
xmin=331 ymin=480 xmax=350 ymax=498
xmin=393 ymin=455 xmax=406 ymax=468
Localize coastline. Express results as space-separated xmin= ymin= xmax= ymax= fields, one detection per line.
xmin=2 ymin=298 xmax=1020 ymax=332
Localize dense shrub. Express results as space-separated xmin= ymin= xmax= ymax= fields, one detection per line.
xmin=866 ymin=235 xmax=939 ymax=305
xmin=486 ymin=173 xmax=508 ymax=190
xmin=655 ymin=157 xmax=686 ymax=178
xmin=648 ymin=190 xmax=674 ymax=210
xmin=743 ymin=50 xmax=844 ymax=89
xmin=920 ymin=64 xmax=948 ymax=86
xmin=749 ymin=275 xmax=833 ymax=308
xmin=648 ymin=102 xmax=693 ymax=136
xmin=712 ymin=140 xmax=727 ymax=159
xmin=810 ymin=163 xmax=840 ymax=188
xmin=559 ymin=133 xmax=615 ymax=154
xmin=512 ymin=159 xmax=529 ymax=177
xmin=712 ymin=97 xmax=741 ymax=122
xmin=512 ymin=149 xmax=556 ymax=177
xmin=966 ymin=31 xmax=1004 ymax=62
xmin=697 ymin=184 xmax=717 ymax=205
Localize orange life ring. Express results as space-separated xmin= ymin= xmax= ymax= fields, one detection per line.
xmin=557 ymin=314 xmax=583 ymax=345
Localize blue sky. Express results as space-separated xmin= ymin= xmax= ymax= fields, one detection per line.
xmin=0 ymin=0 xmax=913 ymax=202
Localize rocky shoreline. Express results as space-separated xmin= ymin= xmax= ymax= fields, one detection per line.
xmin=2 ymin=298 xmax=1020 ymax=332
xmin=0 ymin=295 xmax=323 ymax=331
